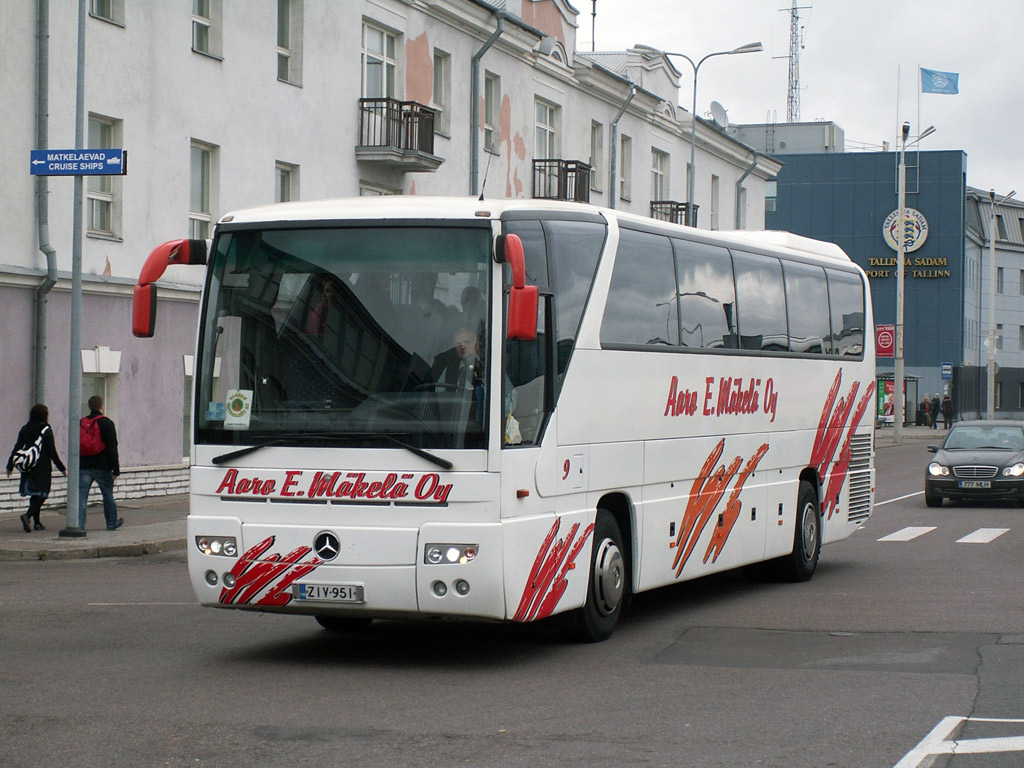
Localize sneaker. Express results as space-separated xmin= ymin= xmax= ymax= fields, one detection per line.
xmin=107 ymin=518 xmax=124 ymax=531
xmin=19 ymin=514 xmax=31 ymax=533
xmin=33 ymin=522 xmax=45 ymax=531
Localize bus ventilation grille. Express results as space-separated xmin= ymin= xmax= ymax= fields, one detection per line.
xmin=846 ymin=433 xmax=873 ymax=525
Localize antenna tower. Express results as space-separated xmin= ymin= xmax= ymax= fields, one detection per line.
xmin=784 ymin=1 xmax=809 ymax=123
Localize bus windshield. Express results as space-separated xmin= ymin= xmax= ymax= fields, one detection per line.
xmin=196 ymin=224 xmax=492 ymax=451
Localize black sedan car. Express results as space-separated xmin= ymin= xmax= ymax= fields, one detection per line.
xmin=925 ymin=420 xmax=1024 ymax=507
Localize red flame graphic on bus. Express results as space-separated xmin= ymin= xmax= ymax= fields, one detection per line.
xmin=219 ymin=536 xmax=322 ymax=607
xmin=809 ymin=371 xmax=875 ymax=520
xmin=672 ymin=440 xmax=769 ymax=577
xmin=514 ymin=518 xmax=594 ymax=622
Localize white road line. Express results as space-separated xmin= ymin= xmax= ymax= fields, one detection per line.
xmin=956 ymin=528 xmax=1010 ymax=544
xmin=874 ymin=491 xmax=924 ymax=507
xmin=894 ymin=716 xmax=1024 ymax=768
xmin=877 ymin=526 xmax=936 ymax=542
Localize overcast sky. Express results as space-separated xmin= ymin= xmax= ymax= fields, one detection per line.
xmin=584 ymin=0 xmax=1020 ymax=195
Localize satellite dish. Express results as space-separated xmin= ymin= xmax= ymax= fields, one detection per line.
xmin=710 ymin=101 xmax=729 ymax=129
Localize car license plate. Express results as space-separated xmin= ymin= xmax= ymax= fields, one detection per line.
xmin=957 ymin=480 xmax=991 ymax=489
xmin=293 ymin=583 xmax=365 ymax=603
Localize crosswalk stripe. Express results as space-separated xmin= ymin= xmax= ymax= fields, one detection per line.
xmin=956 ymin=528 xmax=1010 ymax=544
xmin=878 ymin=526 xmax=936 ymax=542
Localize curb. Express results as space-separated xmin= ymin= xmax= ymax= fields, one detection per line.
xmin=0 ymin=537 xmax=186 ymax=562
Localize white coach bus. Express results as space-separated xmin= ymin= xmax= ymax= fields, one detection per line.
xmin=133 ymin=196 xmax=874 ymax=642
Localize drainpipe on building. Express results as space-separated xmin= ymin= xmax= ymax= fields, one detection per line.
xmin=734 ymin=149 xmax=759 ymax=230
xmin=34 ymin=0 xmax=59 ymax=405
xmin=607 ymin=85 xmax=636 ymax=210
xmin=470 ymin=12 xmax=507 ymax=197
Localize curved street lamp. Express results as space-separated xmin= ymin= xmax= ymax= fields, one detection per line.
xmin=639 ymin=42 xmax=763 ymax=227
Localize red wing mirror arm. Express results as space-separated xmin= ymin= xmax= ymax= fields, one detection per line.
xmin=132 ymin=238 xmax=208 ymax=338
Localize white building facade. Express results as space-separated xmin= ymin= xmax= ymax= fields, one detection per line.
xmin=1 ymin=0 xmax=779 ymax=511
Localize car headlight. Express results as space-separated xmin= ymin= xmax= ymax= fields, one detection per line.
xmin=928 ymin=463 xmax=949 ymax=477
xmin=1002 ymin=463 xmax=1024 ymax=477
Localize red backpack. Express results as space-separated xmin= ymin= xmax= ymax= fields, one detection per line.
xmin=80 ymin=416 xmax=106 ymax=457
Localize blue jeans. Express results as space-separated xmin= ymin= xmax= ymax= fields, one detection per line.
xmin=79 ymin=469 xmax=118 ymax=529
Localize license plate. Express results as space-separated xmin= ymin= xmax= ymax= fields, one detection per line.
xmin=293 ymin=583 xmax=365 ymax=603
xmin=957 ymin=480 xmax=991 ymax=489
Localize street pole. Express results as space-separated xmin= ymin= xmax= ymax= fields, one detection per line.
xmin=986 ymin=189 xmax=1016 ymax=419
xmin=894 ymin=124 xmax=908 ymax=444
xmin=60 ymin=0 xmax=88 ymax=538
xmin=637 ymin=43 xmax=762 ymax=228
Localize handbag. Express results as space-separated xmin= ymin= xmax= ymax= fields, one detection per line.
xmin=11 ymin=426 xmax=48 ymax=472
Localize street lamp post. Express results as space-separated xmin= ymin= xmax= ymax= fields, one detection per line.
xmin=894 ymin=122 xmax=935 ymax=445
xmin=639 ymin=42 xmax=762 ymax=227
xmin=987 ymin=188 xmax=1016 ymax=419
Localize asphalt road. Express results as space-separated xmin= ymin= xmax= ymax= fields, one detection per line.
xmin=1 ymin=439 xmax=1022 ymax=768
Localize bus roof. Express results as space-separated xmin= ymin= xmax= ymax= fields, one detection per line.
xmin=218 ymin=196 xmax=852 ymax=265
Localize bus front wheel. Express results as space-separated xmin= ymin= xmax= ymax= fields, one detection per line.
xmin=571 ymin=510 xmax=627 ymax=643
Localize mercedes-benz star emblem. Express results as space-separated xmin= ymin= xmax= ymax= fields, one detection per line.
xmin=313 ymin=531 xmax=340 ymax=561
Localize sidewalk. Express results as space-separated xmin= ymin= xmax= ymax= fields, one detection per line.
xmin=0 ymin=493 xmax=188 ymax=561
xmin=0 ymin=425 xmax=951 ymax=562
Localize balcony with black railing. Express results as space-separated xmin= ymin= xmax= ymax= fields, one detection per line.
xmin=356 ymin=98 xmax=443 ymax=171
xmin=532 ymin=159 xmax=591 ymax=203
xmin=650 ymin=201 xmax=699 ymax=226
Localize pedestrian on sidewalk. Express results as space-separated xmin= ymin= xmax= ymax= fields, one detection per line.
xmin=6 ymin=404 xmax=66 ymax=532
xmin=929 ymin=394 xmax=941 ymax=429
xmin=941 ymin=393 xmax=954 ymax=429
xmin=79 ymin=395 xmax=123 ymax=531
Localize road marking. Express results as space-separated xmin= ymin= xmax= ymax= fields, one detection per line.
xmin=894 ymin=716 xmax=1024 ymax=767
xmin=874 ymin=491 xmax=923 ymax=507
xmin=956 ymin=528 xmax=1010 ymax=544
xmin=878 ymin=526 xmax=936 ymax=542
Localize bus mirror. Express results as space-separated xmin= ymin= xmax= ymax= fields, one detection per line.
xmin=133 ymin=239 xmax=208 ymax=338
xmin=133 ymin=283 xmax=157 ymax=338
xmin=500 ymin=234 xmax=537 ymax=340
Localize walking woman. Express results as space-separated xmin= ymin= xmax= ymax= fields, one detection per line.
xmin=6 ymin=404 xmax=66 ymax=532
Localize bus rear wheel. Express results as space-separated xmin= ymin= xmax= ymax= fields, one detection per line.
xmin=571 ymin=510 xmax=627 ymax=643
xmin=778 ymin=480 xmax=821 ymax=582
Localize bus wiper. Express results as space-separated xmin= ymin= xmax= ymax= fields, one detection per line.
xmin=380 ymin=434 xmax=453 ymax=470
xmin=211 ymin=432 xmax=452 ymax=469
xmin=212 ymin=439 xmax=287 ymax=465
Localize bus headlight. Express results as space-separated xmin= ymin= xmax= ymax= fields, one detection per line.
xmin=424 ymin=544 xmax=478 ymax=564
xmin=1003 ymin=463 xmax=1024 ymax=477
xmin=196 ymin=536 xmax=239 ymax=557
xmin=927 ymin=463 xmax=949 ymax=477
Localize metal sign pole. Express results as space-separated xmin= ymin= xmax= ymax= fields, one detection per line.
xmin=59 ymin=0 xmax=88 ymax=538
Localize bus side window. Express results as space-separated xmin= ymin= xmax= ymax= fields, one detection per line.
xmin=731 ymin=251 xmax=788 ymax=352
xmin=782 ymin=261 xmax=830 ymax=355
xmin=826 ymin=269 xmax=865 ymax=357
xmin=600 ymin=228 xmax=678 ymax=348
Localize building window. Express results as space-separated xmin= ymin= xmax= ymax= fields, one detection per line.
xmin=535 ymin=99 xmax=559 ymax=159
xmin=996 ymin=214 xmax=1008 ymax=240
xmin=737 ymin=186 xmax=748 ymax=229
xmin=1018 ymin=325 xmax=1024 ymax=351
xmin=996 ymin=323 xmax=1004 ymax=351
xmin=359 ymin=181 xmax=401 ymax=196
xmin=90 ymin=0 xmax=124 ymax=24
xmin=765 ymin=179 xmax=778 ymax=213
xmin=362 ymin=22 xmax=396 ymax=98
xmin=87 ymin=115 xmax=121 ymax=237
xmin=619 ymin=134 xmax=632 ymax=201
xmin=432 ymin=49 xmax=451 ymax=135
xmin=192 ymin=0 xmax=222 ymax=57
xmin=651 ymin=149 xmax=669 ymax=202
xmin=590 ymin=121 xmax=603 ymax=192
xmin=996 ymin=381 xmax=1002 ymax=409
xmin=710 ymin=174 xmax=720 ymax=230
xmin=1019 ymin=382 xmax=1024 ymax=409
xmin=483 ymin=73 xmax=500 ymax=152
xmin=275 ymin=162 xmax=298 ymax=202
xmin=277 ymin=0 xmax=303 ymax=85
xmin=190 ymin=141 xmax=216 ymax=239
xmin=997 ymin=267 xmax=1004 ymax=294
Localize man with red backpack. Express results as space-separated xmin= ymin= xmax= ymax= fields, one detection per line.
xmin=79 ymin=395 xmax=123 ymax=531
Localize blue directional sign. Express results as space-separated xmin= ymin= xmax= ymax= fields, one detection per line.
xmin=30 ymin=148 xmax=127 ymax=176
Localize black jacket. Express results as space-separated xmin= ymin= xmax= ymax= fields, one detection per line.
xmin=7 ymin=420 xmax=66 ymax=496
xmin=80 ymin=411 xmax=120 ymax=475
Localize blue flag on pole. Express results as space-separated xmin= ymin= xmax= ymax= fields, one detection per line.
xmin=920 ymin=67 xmax=959 ymax=94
